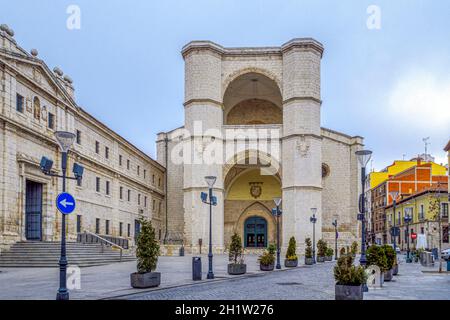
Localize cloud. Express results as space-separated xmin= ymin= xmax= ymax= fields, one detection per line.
xmin=388 ymin=70 xmax=450 ymax=131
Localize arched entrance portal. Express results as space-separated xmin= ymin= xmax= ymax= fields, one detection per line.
xmin=244 ymin=216 xmax=268 ymax=248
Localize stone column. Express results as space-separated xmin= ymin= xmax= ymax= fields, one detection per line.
xmin=281 ymin=39 xmax=324 ymax=253
xmin=181 ymin=42 xmax=225 ymax=253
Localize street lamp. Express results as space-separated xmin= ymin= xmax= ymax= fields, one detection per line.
xmin=202 ymin=176 xmax=217 ymax=280
xmin=332 ymin=218 xmax=338 ymax=260
xmin=404 ymin=210 xmax=412 ymax=263
xmin=310 ymin=208 xmax=317 ymax=264
xmin=355 ymin=149 xmax=372 ymax=266
xmin=273 ymin=197 xmax=282 ymax=270
xmin=389 ymin=191 xmax=399 ymax=253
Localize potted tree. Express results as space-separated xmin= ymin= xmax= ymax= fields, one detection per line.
xmin=304 ymin=237 xmax=314 ymax=265
xmin=130 ymin=217 xmax=161 ymax=288
xmin=316 ymin=239 xmax=327 ymax=263
xmin=228 ymin=233 xmax=246 ymax=275
xmin=334 ymin=254 xmax=367 ymax=300
xmin=285 ymin=236 xmax=298 ymax=267
xmin=381 ymin=245 xmax=396 ymax=281
xmin=326 ymin=248 xmax=334 ymax=261
xmin=259 ymin=244 xmax=276 ymax=271
xmin=366 ymin=245 xmax=388 ymax=285
xmin=351 ymin=241 xmax=358 ymax=258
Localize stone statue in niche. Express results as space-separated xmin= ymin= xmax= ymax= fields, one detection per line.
xmin=41 ymin=106 xmax=47 ymax=121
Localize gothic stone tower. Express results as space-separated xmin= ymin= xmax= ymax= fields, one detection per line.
xmin=157 ymin=38 xmax=362 ymax=254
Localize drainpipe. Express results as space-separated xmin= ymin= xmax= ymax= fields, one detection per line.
xmin=163 ymin=135 xmax=169 ymax=245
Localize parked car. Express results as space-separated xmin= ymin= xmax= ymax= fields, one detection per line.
xmin=441 ymin=248 xmax=450 ymax=261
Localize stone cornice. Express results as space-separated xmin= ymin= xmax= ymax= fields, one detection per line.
xmin=283 ymin=96 xmax=322 ymax=106
xmin=183 ymin=98 xmax=223 ymax=109
xmin=281 ymin=38 xmax=325 ymax=58
xmin=282 ymin=185 xmax=323 ymax=191
xmin=182 ymin=38 xmax=324 ymax=59
xmin=282 ymin=133 xmax=323 ymax=141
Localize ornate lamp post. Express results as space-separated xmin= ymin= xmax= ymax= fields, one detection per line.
xmin=273 ymin=197 xmax=282 ymax=270
xmin=404 ymin=210 xmax=412 ymax=263
xmin=310 ymin=208 xmax=317 ymax=264
xmin=389 ymin=191 xmax=399 ymax=252
xmin=355 ymin=150 xmax=372 ymax=266
xmin=202 ymin=176 xmax=217 ymax=280
xmin=332 ymin=218 xmax=338 ymax=260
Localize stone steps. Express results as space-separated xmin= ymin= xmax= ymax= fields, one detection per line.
xmin=0 ymin=242 xmax=135 ymax=268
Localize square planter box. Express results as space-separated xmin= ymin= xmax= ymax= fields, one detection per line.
xmin=335 ymin=284 xmax=363 ymax=300
xmin=228 ymin=263 xmax=247 ymax=275
xmin=260 ymin=263 xmax=275 ymax=271
xmin=317 ymin=256 xmax=325 ymax=263
xmin=304 ymin=257 xmax=314 ymax=265
xmin=285 ymin=259 xmax=298 ymax=268
xmin=131 ymin=272 xmax=161 ymax=289
xmin=325 ymin=256 xmax=333 ymax=262
xmin=392 ymin=264 xmax=398 ymax=275
xmin=384 ymin=269 xmax=393 ymax=282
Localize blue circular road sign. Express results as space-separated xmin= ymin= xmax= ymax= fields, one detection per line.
xmin=56 ymin=192 xmax=76 ymax=215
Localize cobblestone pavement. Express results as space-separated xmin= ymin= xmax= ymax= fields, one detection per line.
xmin=121 ymin=256 xmax=450 ymax=300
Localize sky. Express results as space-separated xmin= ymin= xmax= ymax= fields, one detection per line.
xmin=1 ymin=0 xmax=449 ymax=171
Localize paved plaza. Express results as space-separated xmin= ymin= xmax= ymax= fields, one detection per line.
xmin=0 ymin=254 xmax=448 ymax=300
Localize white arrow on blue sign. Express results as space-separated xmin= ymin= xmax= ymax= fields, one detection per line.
xmin=56 ymin=192 xmax=76 ymax=215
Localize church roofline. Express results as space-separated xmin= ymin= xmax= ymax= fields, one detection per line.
xmin=182 ymin=38 xmax=324 ymax=58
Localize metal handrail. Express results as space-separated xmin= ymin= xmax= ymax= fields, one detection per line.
xmin=82 ymin=231 xmax=124 ymax=261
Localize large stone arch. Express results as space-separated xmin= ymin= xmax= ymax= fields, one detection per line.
xmin=222 ymin=67 xmax=282 ymax=98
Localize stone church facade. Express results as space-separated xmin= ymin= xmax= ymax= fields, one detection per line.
xmin=0 ymin=26 xmax=165 ymax=253
xmin=157 ymin=39 xmax=364 ymax=254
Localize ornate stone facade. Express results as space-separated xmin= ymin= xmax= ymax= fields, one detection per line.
xmin=157 ymin=39 xmax=364 ymax=255
xmin=0 ymin=28 xmax=165 ymax=253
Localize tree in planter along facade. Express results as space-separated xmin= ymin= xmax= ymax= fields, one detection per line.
xmin=317 ymin=239 xmax=327 ymax=257
xmin=286 ymin=236 xmax=298 ymax=261
xmin=136 ymin=217 xmax=160 ymax=274
xmin=229 ymin=233 xmax=244 ymax=264
xmin=305 ymin=238 xmax=313 ymax=258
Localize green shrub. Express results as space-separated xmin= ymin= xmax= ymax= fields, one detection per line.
xmin=259 ymin=244 xmax=276 ymax=266
xmin=351 ymin=241 xmax=358 ymax=255
xmin=286 ymin=236 xmax=298 ymax=261
xmin=334 ymin=254 xmax=367 ymax=286
xmin=228 ymin=233 xmax=244 ymax=264
xmin=326 ymin=247 xmax=334 ymax=257
xmin=136 ymin=217 xmax=160 ymax=274
xmin=366 ymin=245 xmax=388 ymax=272
xmin=317 ymin=239 xmax=327 ymax=257
xmin=381 ymin=245 xmax=396 ymax=270
xmin=305 ymin=238 xmax=313 ymax=259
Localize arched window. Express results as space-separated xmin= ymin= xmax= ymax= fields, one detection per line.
xmin=33 ymin=97 xmax=41 ymax=120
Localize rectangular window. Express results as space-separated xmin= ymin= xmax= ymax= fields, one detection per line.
xmin=48 ymin=113 xmax=55 ymax=129
xmin=106 ymin=181 xmax=110 ymax=195
xmin=441 ymin=203 xmax=449 ymax=218
xmin=138 ymin=194 xmax=141 ymax=206
xmin=152 ymin=199 xmax=156 ymax=211
xmin=119 ymin=186 xmax=123 ymax=200
xmin=77 ymin=176 xmax=82 ymax=187
xmin=159 ymin=201 xmax=161 ymax=214
xmin=76 ymin=130 xmax=81 ymax=144
xmin=96 ymin=177 xmax=100 ymax=192
xmin=105 ymin=147 xmax=109 ymax=159
xmin=137 ymin=166 xmax=140 ymax=176
xmin=420 ymin=227 xmax=424 ymax=234
xmin=119 ymin=155 xmax=122 ymax=166
xmin=119 ymin=222 xmax=123 ymax=237
xmin=127 ymin=224 xmax=131 ymax=237
xmin=127 ymin=160 xmax=130 ymax=170
xmin=158 ymin=178 xmax=161 ymax=187
xmin=159 ymin=229 xmax=161 ymax=240
xmin=144 ymin=196 xmax=147 ymax=208
xmin=95 ymin=218 xmax=100 ymax=234
xmin=76 ymin=215 xmax=82 ymax=233
xmin=105 ymin=220 xmax=110 ymax=235
xmin=16 ymin=94 xmax=24 ymax=112
xmin=95 ymin=141 xmax=100 ymax=154
xmin=127 ymin=189 xmax=131 ymax=202
xmin=144 ymin=170 xmax=146 ymax=179
xmin=419 ymin=205 xmax=424 ymax=220
xmin=152 ymin=175 xmax=155 ymax=185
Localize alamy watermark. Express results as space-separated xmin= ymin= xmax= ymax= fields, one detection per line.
xmin=367 ymin=5 xmax=381 ymax=30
